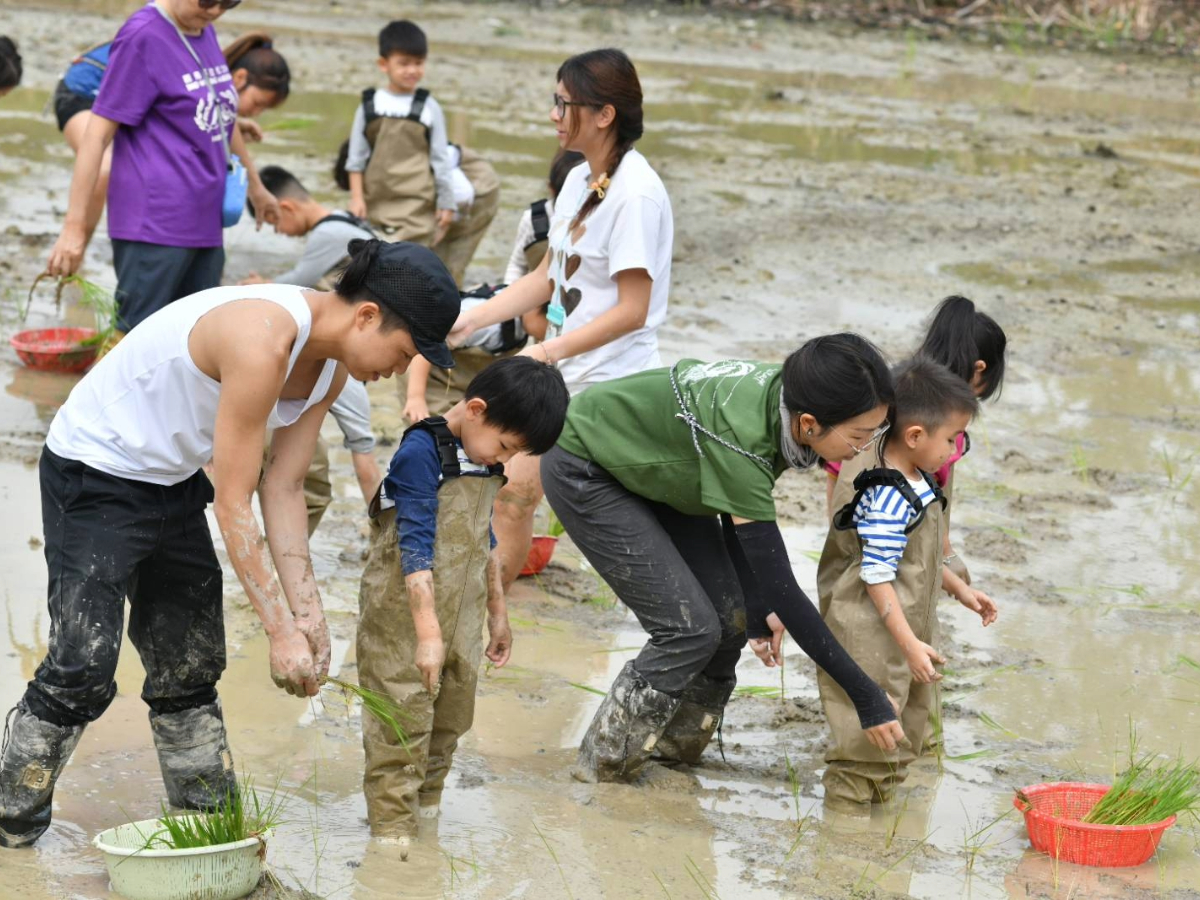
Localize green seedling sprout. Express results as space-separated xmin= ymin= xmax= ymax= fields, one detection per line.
xmin=136 ymin=774 xmax=286 ymax=852
xmin=322 ymin=676 xmax=410 ymax=747
xmin=532 ymin=821 xmax=574 ymax=900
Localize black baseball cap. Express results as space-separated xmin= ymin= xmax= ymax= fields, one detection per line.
xmin=354 ymin=240 xmax=460 ymax=368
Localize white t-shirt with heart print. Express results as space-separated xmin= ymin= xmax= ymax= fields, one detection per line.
xmin=545 ymin=149 xmax=673 ymax=394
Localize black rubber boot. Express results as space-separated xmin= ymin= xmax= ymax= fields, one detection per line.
xmin=653 ymin=673 xmax=735 ymax=767
xmin=149 ymin=702 xmax=237 ymax=810
xmin=0 ymin=702 xmax=85 ymax=849
xmin=572 ymin=662 xmax=680 ymax=784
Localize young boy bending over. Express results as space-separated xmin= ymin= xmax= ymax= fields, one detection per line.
xmin=357 ymin=356 xmax=570 ymax=855
xmin=817 ymin=356 xmax=998 ymax=810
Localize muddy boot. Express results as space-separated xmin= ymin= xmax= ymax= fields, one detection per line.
xmin=149 ymin=702 xmax=237 ymax=810
xmin=653 ymin=673 xmax=734 ymax=767
xmin=572 ymin=662 xmax=680 ymax=784
xmin=0 ymin=702 xmax=85 ymax=849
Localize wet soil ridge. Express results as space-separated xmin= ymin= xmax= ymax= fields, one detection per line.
xmin=632 ymin=0 xmax=1200 ymax=53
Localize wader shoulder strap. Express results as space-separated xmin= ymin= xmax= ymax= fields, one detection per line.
xmin=361 ymin=88 xmax=379 ymax=126
xmin=403 ymin=416 xmax=461 ymax=479
xmin=313 ymin=212 xmax=378 ymax=238
xmin=832 ymin=467 xmax=947 ymax=534
xmin=408 ymin=88 xmax=430 ymax=123
xmin=527 ymin=199 xmax=551 ymax=247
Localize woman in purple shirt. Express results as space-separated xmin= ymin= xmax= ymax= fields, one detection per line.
xmin=47 ymin=0 xmax=280 ymax=331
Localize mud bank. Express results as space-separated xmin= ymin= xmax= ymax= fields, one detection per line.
xmin=2 ymin=1 xmax=1199 ymax=898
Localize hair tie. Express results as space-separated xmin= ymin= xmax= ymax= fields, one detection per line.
xmin=261 ymin=39 xmax=272 ymax=49
xmin=589 ymin=173 xmax=610 ymax=200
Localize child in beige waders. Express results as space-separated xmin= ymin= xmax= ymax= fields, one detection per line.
xmin=817 ymin=357 xmax=999 ymax=810
xmin=357 ymin=357 xmax=570 ymax=857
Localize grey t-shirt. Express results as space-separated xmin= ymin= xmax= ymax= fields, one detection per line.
xmin=278 ymin=212 xmax=375 ymax=288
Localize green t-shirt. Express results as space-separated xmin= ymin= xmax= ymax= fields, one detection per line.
xmin=556 ymin=359 xmax=789 ymax=521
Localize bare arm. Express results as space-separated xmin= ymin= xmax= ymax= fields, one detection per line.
xmin=348 ymin=172 xmax=367 ymax=220
xmin=229 ymin=124 xmax=280 ymax=229
xmin=47 ymin=114 xmax=121 ymax=276
xmin=403 ymin=355 xmax=433 ymax=423
xmin=529 ymin=268 xmax=652 ymax=364
xmin=351 ymin=452 xmax=382 ymax=506
xmin=448 ymin=251 xmax=553 ymax=345
xmin=259 ymin=365 xmax=349 ymax=690
xmin=485 ymin=550 xmax=511 ymax=667
xmin=209 ymin=327 xmax=318 ymax=696
xmin=407 ymin=570 xmax=444 ymax=693
xmin=865 ymin=580 xmax=945 ymax=682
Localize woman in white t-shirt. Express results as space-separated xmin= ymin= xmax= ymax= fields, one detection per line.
xmin=449 ymin=48 xmax=673 ymax=590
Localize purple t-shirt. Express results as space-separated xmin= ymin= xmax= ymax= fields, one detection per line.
xmin=93 ymin=4 xmax=235 ymax=248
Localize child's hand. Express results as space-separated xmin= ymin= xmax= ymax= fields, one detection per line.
xmin=956 ymin=587 xmax=998 ymax=626
xmin=486 ymin=612 xmax=512 ymax=668
xmin=905 ymin=640 xmax=945 ymax=683
xmin=415 ymin=635 xmax=446 ymax=694
xmin=348 ymin=196 xmax=368 ymax=220
xmin=237 ymin=117 xmax=265 ymax=143
xmin=403 ymin=397 xmax=430 ymax=424
xmin=433 ymin=208 xmax=454 ymax=246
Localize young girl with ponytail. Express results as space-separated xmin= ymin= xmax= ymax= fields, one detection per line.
xmin=222 ymin=32 xmax=291 ymax=142
xmin=448 ymin=48 xmax=674 ymax=590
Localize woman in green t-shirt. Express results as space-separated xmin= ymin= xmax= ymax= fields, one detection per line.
xmin=542 ymin=334 xmax=907 ymax=783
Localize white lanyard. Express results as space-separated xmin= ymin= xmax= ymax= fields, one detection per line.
xmin=544 ymin=181 xmax=594 ymax=340
xmin=152 ymin=2 xmax=232 ymax=167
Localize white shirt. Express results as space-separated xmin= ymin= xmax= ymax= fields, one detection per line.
xmin=504 ymin=197 xmax=555 ymax=285
xmin=546 ymin=150 xmax=673 ymax=393
xmin=47 ymin=284 xmax=337 ymax=485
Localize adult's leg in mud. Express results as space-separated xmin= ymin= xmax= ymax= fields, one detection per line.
xmin=176 ymin=245 xmax=225 ymax=298
xmin=111 ymin=240 xmax=193 ymax=332
xmin=127 ymin=469 xmax=232 ymax=809
xmin=61 ymin=110 xmax=110 ymax=247
xmin=2 ymin=452 xmax=155 ymax=847
xmin=541 ymin=447 xmax=723 ymax=694
xmin=493 ymin=451 xmax=543 ymax=592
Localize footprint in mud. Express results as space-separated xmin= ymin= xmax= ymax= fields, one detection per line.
xmin=964 ymin=528 xmax=1028 ymax=565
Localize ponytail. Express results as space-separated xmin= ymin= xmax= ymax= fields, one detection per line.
xmin=917 ymin=295 xmax=1008 ymax=401
xmin=556 ymin=49 xmax=644 ymax=231
xmin=223 ymin=32 xmax=290 ymax=103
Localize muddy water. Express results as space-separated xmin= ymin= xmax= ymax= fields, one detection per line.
xmin=3 ymin=1 xmax=1200 ymax=897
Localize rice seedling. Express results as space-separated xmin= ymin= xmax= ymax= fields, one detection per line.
xmin=25 ymin=274 xmax=120 ymax=354
xmin=733 ymin=685 xmax=783 ymax=699
xmin=1070 ymin=445 xmax=1089 ymax=483
xmin=532 ymin=821 xmax=573 ymax=900
xmin=138 ymin=775 xmax=286 ymax=851
xmin=322 ymin=676 xmax=410 ymax=746
xmin=961 ymin=805 xmax=1016 ymax=880
xmin=1159 ymin=446 xmax=1195 ymax=492
xmin=568 ymin=681 xmax=607 ymax=696
xmin=783 ymin=749 xmax=802 ymax=828
xmin=1083 ymin=755 xmax=1200 ymax=826
xmin=978 ymin=712 xmax=1020 ymax=739
xmin=652 ymin=869 xmax=674 ymax=899
xmin=683 ymin=854 xmax=721 ymax=900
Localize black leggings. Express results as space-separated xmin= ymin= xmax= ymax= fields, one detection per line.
xmin=26 ymin=448 xmax=225 ymax=727
xmin=541 ymin=446 xmax=748 ymax=696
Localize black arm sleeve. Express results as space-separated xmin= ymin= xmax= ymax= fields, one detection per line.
xmin=733 ymin=520 xmax=897 ymax=729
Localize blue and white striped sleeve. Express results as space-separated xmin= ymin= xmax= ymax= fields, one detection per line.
xmin=856 ymin=485 xmax=915 ymax=584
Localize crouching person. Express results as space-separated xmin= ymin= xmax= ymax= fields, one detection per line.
xmin=357 ymin=356 xmax=569 ymax=856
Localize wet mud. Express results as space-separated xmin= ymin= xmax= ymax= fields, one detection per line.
xmin=2 ymin=1 xmax=1200 ymax=898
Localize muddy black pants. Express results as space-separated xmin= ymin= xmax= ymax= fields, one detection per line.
xmin=24 ymin=449 xmax=225 ymax=728
xmin=541 ymin=446 xmax=748 ymax=696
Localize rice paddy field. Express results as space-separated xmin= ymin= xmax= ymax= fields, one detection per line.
xmin=1 ymin=1 xmax=1199 ymax=897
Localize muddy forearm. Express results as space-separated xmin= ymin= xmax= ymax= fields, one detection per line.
xmin=486 ymin=551 xmax=505 ymax=613
xmin=865 ymin=581 xmax=918 ymax=652
xmin=260 ymin=479 xmax=324 ymax=628
xmin=406 ymin=571 xmax=441 ymax=640
xmin=215 ymin=498 xmax=295 ymax=639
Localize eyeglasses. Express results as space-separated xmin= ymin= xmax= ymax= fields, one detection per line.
xmin=829 ymin=421 xmax=890 ymax=455
xmin=552 ymin=93 xmax=589 ymax=118
xmin=198 ymin=0 xmax=242 ymax=10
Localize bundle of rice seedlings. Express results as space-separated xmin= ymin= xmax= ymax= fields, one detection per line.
xmin=25 ymin=273 xmax=120 ymax=355
xmin=141 ymin=776 xmax=286 ymax=850
xmin=322 ymin=676 xmax=410 ymax=746
xmin=1083 ymin=755 xmax=1200 ymax=826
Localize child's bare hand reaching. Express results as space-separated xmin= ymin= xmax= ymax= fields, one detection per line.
xmin=486 ymin=611 xmax=512 ymax=668
xmin=956 ymin=586 xmax=998 ymax=626
xmin=905 ymin=640 xmax=945 ymax=683
xmin=415 ymin=634 xmax=446 ymax=694
xmin=433 ymin=209 xmax=454 ymax=246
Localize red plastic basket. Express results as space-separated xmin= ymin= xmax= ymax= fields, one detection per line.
xmin=520 ymin=535 xmax=558 ymax=577
xmin=10 ymin=328 xmax=99 ymax=373
xmin=1015 ymin=782 xmax=1176 ymax=868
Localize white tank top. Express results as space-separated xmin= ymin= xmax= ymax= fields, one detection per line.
xmin=46 ymin=284 xmax=338 ymax=486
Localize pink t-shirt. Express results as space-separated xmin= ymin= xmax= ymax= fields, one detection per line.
xmin=823 ymin=430 xmax=968 ymax=488
xmin=92 ymin=5 xmax=235 ymax=248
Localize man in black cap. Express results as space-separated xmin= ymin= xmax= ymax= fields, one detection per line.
xmin=1 ymin=240 xmax=460 ymax=848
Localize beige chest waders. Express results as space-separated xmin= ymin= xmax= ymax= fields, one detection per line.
xmin=357 ymin=419 xmax=503 ymax=837
xmin=434 ymin=146 xmax=501 ymax=286
xmin=362 ymin=88 xmax=437 ymax=245
xmin=816 ymin=450 xmax=947 ymax=806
